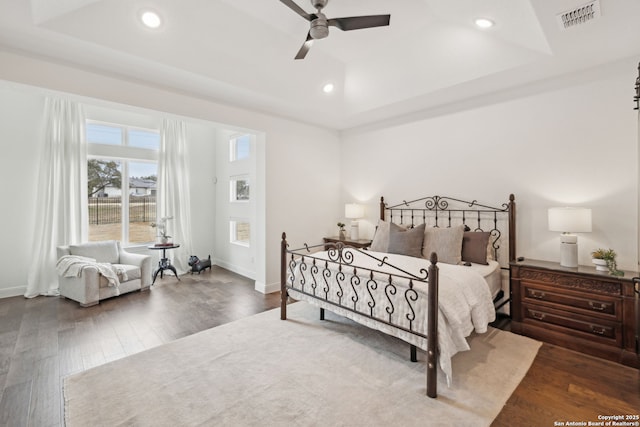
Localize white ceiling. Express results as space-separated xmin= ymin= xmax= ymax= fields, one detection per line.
xmin=0 ymin=0 xmax=639 ymax=130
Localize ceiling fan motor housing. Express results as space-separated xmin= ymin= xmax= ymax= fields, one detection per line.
xmin=310 ymin=13 xmax=329 ymax=39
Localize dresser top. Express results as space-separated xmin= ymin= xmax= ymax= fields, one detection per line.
xmin=511 ymin=258 xmax=639 ymax=283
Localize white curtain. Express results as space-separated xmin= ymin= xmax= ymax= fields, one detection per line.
xmin=157 ymin=119 xmax=193 ymax=273
xmin=25 ymin=98 xmax=87 ymax=297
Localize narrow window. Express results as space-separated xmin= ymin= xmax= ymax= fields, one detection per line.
xmin=229 ymin=134 xmax=251 ymax=162
xmin=230 ymin=175 xmax=250 ymax=202
xmin=230 ymin=219 xmax=250 ymax=247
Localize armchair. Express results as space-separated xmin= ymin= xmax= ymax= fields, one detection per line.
xmin=57 ymin=240 xmax=152 ymax=307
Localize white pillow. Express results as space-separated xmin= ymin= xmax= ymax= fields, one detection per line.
xmin=422 ymin=224 xmax=465 ymax=265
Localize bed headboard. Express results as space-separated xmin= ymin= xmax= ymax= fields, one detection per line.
xmin=379 ymin=194 xmax=516 ymax=269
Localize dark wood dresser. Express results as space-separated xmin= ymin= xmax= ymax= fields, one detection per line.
xmin=510 ymin=259 xmax=639 ymax=368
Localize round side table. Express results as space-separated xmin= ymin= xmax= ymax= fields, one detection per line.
xmin=148 ymin=244 xmax=181 ymax=285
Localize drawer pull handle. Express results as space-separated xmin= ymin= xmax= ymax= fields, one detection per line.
xmin=588 ymin=301 xmax=608 ymax=311
xmin=591 ymin=326 xmax=606 ymax=335
xmin=531 ymin=311 xmax=546 ymax=321
xmin=530 ymin=291 xmax=546 ymax=299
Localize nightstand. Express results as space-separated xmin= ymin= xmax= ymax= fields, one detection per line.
xmin=323 ymin=236 xmax=372 ymax=250
xmin=510 ymin=259 xmax=639 ymax=368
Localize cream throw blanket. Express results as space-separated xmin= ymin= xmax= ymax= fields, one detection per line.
xmin=56 ymin=255 xmax=127 ymax=291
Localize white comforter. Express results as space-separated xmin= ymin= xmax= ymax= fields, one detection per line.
xmin=286 ymin=249 xmax=496 ymax=384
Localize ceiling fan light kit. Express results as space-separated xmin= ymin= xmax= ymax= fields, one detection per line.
xmin=280 ymin=0 xmax=390 ymax=60
xmin=310 ymin=14 xmax=329 ymax=39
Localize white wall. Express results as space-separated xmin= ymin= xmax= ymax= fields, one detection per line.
xmin=0 ymin=49 xmax=341 ymax=297
xmin=341 ymin=59 xmax=638 ymax=271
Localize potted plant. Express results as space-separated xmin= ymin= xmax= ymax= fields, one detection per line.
xmin=337 ymin=222 xmax=346 ymax=240
xmin=590 ymin=248 xmax=623 ymax=276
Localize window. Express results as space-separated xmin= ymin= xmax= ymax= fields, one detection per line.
xmin=229 ymin=134 xmax=251 ymax=161
xmin=230 ymin=219 xmax=250 ymax=247
xmin=230 ymin=175 xmax=250 ymax=202
xmin=227 ymin=134 xmax=252 ymax=248
xmin=86 ymin=121 xmax=159 ymax=244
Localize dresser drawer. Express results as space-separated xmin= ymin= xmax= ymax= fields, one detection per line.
xmin=522 ymin=283 xmax=621 ymax=321
xmin=519 ymin=268 xmax=622 ymax=296
xmin=522 ymin=303 xmax=622 ymax=346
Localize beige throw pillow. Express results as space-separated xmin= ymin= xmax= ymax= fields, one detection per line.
xmin=422 ymin=224 xmax=465 ymax=265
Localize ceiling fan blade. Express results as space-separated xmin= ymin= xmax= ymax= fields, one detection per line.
xmin=295 ymin=32 xmax=314 ymax=60
xmin=280 ymin=0 xmax=314 ymax=21
xmin=328 ymin=14 xmax=390 ymax=31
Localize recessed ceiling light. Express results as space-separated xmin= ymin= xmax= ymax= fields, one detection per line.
xmin=474 ymin=18 xmax=495 ymax=29
xmin=141 ymin=10 xmax=162 ymax=29
xmin=322 ymin=83 xmax=334 ymax=94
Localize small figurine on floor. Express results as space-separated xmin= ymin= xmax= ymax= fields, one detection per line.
xmin=188 ymin=255 xmax=212 ymax=274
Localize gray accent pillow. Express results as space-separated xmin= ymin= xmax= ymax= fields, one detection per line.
xmin=388 ymin=224 xmax=426 ymax=258
xmin=422 ymin=224 xmax=465 ymax=265
xmin=462 ymin=231 xmax=491 ymax=265
xmin=370 ymin=220 xmax=405 ymax=252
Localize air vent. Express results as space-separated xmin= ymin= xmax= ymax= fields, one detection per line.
xmin=556 ymin=0 xmax=601 ymax=30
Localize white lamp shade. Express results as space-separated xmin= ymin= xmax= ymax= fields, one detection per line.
xmin=345 ymin=203 xmax=364 ymax=219
xmin=548 ymin=207 xmax=592 ymax=233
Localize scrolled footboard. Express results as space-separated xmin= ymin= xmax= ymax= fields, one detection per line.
xmin=280 ymin=232 xmax=440 ymax=398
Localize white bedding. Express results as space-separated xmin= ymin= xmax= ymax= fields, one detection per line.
xmin=286 ymin=249 xmax=496 ymax=385
xmin=468 ymin=260 xmax=502 ymax=298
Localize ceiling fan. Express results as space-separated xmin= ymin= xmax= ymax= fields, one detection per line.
xmin=280 ymin=0 xmax=391 ymax=60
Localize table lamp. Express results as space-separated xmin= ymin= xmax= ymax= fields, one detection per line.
xmin=548 ymin=207 xmax=592 ymax=267
xmin=345 ymin=203 xmax=364 ymax=241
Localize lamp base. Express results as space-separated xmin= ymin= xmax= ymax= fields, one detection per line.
xmin=559 ymin=238 xmax=578 ymax=268
xmin=350 ymin=222 xmax=359 ymax=241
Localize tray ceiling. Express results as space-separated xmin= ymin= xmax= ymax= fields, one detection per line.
xmin=1 ymin=0 xmax=639 ymax=130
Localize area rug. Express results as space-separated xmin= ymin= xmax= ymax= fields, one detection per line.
xmin=64 ymin=302 xmax=541 ymax=427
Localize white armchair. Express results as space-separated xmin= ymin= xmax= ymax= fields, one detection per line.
xmin=57 ymin=240 xmax=152 ymax=307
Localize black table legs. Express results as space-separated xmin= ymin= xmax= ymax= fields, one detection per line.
xmin=151 ymin=248 xmax=180 ymax=285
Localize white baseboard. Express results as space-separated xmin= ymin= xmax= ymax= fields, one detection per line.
xmin=254 ymin=281 xmax=280 ymax=294
xmin=213 ymin=258 xmax=255 ymax=281
xmin=0 ymin=285 xmax=27 ymax=299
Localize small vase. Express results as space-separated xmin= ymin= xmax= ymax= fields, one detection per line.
xmin=592 ymin=258 xmax=607 ymax=272
xmin=338 ymin=230 xmax=346 ymax=240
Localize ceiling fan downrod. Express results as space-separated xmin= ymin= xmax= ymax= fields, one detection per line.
xmin=310 ymin=0 xmax=328 ymax=10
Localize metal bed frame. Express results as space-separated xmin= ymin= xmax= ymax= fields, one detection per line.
xmin=280 ymin=194 xmax=516 ymax=398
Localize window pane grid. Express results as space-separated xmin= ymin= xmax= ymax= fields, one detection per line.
xmin=86 ymin=122 xmax=158 ymax=244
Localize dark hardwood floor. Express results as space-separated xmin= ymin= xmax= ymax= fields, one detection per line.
xmin=493 ymin=342 xmax=640 ymax=427
xmin=0 ymin=267 xmax=279 ymax=427
xmin=0 ymin=267 xmax=637 ymax=426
